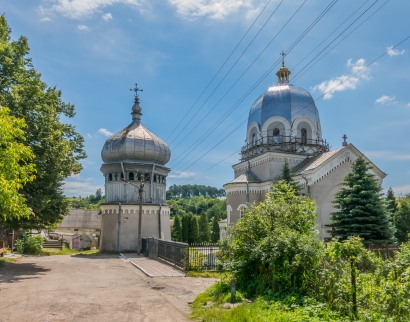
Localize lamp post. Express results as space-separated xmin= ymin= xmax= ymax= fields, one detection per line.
xmin=121 ymin=172 xmax=145 ymax=255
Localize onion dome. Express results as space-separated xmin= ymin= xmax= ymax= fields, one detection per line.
xmin=248 ymin=61 xmax=320 ymax=128
xmin=101 ymin=95 xmax=171 ymax=166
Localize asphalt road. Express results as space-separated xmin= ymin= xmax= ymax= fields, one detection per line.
xmin=0 ymin=254 xmax=216 ymax=322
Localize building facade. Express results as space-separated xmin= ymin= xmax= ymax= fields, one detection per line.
xmin=223 ymin=62 xmax=386 ymax=240
xmin=99 ymin=90 xmax=172 ymax=252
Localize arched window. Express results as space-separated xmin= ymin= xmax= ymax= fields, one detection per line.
xmin=273 ymin=128 xmax=280 ymax=143
xmin=301 ymin=128 xmax=307 ymax=144
xmin=108 ymin=173 xmax=112 ymax=181
xmin=128 ymin=172 xmax=134 ymax=181
xmin=120 ymin=172 xmax=124 ymax=179
xmin=252 ymin=133 xmax=256 ymax=145
xmin=237 ymin=204 xmax=246 ymax=219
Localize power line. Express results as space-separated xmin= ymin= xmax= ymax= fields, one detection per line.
xmin=165 ymin=0 xmax=274 ymax=141
xmin=170 ymin=35 xmax=410 ymax=183
xmin=168 ymin=0 xmax=285 ymax=146
xmin=169 ymin=0 xmax=340 ymax=168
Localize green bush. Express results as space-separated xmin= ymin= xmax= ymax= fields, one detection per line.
xmin=15 ymin=235 xmax=44 ymax=255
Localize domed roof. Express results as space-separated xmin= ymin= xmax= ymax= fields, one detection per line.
xmin=101 ymin=97 xmax=171 ymax=166
xmin=248 ymin=63 xmax=320 ymax=128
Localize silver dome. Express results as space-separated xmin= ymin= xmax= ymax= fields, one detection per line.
xmin=248 ymin=64 xmax=320 ymax=128
xmin=101 ymin=100 xmax=171 ymax=166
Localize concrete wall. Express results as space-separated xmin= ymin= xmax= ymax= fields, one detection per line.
xmin=100 ymin=204 xmax=171 ymax=252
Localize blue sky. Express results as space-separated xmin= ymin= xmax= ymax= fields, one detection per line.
xmin=3 ymin=0 xmax=410 ymax=197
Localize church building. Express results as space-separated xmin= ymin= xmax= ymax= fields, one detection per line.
xmin=99 ymin=89 xmax=172 ymax=252
xmin=223 ymin=60 xmax=386 ymax=240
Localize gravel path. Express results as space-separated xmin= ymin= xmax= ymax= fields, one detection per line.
xmin=0 ymin=254 xmax=217 ymax=321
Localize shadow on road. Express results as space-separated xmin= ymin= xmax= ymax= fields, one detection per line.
xmin=0 ymin=261 xmax=50 ymax=283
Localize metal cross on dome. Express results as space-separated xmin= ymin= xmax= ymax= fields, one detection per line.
xmin=131 ymin=83 xmax=143 ymax=95
xmin=280 ymin=50 xmax=286 ymax=67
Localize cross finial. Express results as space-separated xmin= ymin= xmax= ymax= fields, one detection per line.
xmin=130 ymin=83 xmax=143 ymax=103
xmin=342 ymin=134 xmax=348 ymax=147
xmin=280 ymin=50 xmax=286 ymax=67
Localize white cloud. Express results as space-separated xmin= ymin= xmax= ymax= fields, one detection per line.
xmin=78 ymin=24 xmax=90 ymax=31
xmin=102 ymin=12 xmax=113 ymax=20
xmin=390 ymin=184 xmax=410 ymax=196
xmin=168 ymin=0 xmax=259 ymax=20
xmin=312 ymin=58 xmax=370 ymax=100
xmin=387 ymin=46 xmax=405 ymax=57
xmin=97 ymin=128 xmax=113 ymax=136
xmin=363 ymin=151 xmax=410 ymax=161
xmin=169 ymin=170 xmax=196 ymax=178
xmin=63 ymin=176 xmax=102 ymax=197
xmin=407 ymin=102 xmax=410 ymax=107
xmin=40 ymin=0 xmax=147 ymax=20
xmin=375 ymin=95 xmax=396 ymax=105
xmin=40 ymin=17 xmax=52 ymax=22
xmin=87 ymin=133 xmax=92 ymax=138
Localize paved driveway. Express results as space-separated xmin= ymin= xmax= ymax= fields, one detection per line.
xmin=0 ymin=255 xmax=216 ymax=321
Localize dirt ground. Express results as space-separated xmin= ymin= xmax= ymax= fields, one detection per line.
xmin=0 ymin=254 xmax=217 ymax=321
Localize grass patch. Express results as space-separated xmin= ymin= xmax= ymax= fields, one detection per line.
xmin=186 ymin=271 xmax=224 ymax=278
xmin=0 ymin=257 xmax=18 ymax=268
xmin=40 ymin=248 xmax=100 ymax=256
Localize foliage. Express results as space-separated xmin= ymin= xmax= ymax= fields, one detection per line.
xmin=211 ymin=214 xmax=220 ymax=243
xmin=15 ymin=235 xmax=44 ymax=255
xmin=221 ymin=181 xmax=322 ymax=297
xmin=0 ymin=15 xmax=86 ymax=230
xmin=69 ymin=189 xmax=105 ymax=210
xmin=394 ymin=199 xmax=410 ymax=244
xmin=40 ymin=247 xmax=100 ymax=256
xmin=329 ymin=157 xmax=394 ymax=243
xmin=386 ymin=187 xmax=397 ymax=215
xmin=279 ymin=158 xmax=302 ymax=192
xmin=167 ymin=194 xmax=226 ymax=220
xmin=171 ymin=215 xmax=182 ymax=242
xmin=0 ymin=107 xmax=36 ymax=221
xmin=186 ymin=270 xmax=223 ymax=278
xmin=189 ymin=214 xmax=200 ymax=244
xmin=199 ymin=211 xmax=211 ymax=242
xmin=166 ymin=184 xmax=225 ymax=199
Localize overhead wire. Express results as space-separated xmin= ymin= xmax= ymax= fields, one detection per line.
xmin=170 ymin=35 xmax=410 ymax=184
xmin=165 ymin=0 xmax=274 ymax=141
xmin=168 ymin=0 xmax=285 ymax=146
xmin=169 ymin=0 xmax=339 ymax=167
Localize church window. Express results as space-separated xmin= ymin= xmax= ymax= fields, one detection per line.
xmin=120 ymin=172 xmax=124 ymax=179
xmin=252 ymin=133 xmax=256 ymax=145
xmin=154 ymin=174 xmax=157 ymax=183
xmin=273 ymin=128 xmax=280 ymax=143
xmin=129 ymin=172 xmax=134 ymax=181
xmin=301 ymin=128 xmax=307 ymax=144
xmin=108 ymin=173 xmax=112 ymax=181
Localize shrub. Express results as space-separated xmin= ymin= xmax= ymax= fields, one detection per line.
xmin=15 ymin=235 xmax=44 ymax=255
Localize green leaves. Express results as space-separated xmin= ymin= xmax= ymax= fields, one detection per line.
xmin=0 ymin=107 xmax=35 ymax=221
xmin=0 ymin=15 xmax=86 ymax=229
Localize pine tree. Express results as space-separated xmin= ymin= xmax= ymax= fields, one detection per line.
xmin=280 ymin=159 xmax=302 ymax=192
xmin=171 ymin=215 xmax=182 ymax=242
xmin=329 ymin=157 xmax=394 ymax=243
xmin=386 ymin=187 xmax=397 ymax=215
xmin=188 ymin=215 xmax=200 ymax=244
xmin=198 ymin=211 xmax=210 ymax=242
xmin=181 ymin=212 xmax=192 ymax=243
xmin=394 ymin=200 xmax=410 ymax=244
xmin=211 ymin=215 xmax=220 ymax=243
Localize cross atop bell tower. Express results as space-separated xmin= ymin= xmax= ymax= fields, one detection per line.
xmin=276 ymin=51 xmax=291 ymax=84
xmin=130 ymin=83 xmax=143 ymax=104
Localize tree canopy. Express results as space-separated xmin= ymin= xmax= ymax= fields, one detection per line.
xmin=329 ymin=157 xmax=394 ymax=243
xmin=0 ymin=15 xmax=86 ymax=230
xmin=166 ymin=184 xmax=225 ymax=199
xmin=0 ymin=107 xmax=36 ymax=221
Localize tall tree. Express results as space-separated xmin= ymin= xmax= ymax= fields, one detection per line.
xmin=329 ymin=157 xmax=394 ymax=243
xmin=188 ymin=215 xmax=200 ymax=244
xmin=181 ymin=212 xmax=192 ymax=243
xmin=386 ymin=187 xmax=397 ymax=216
xmin=394 ymin=200 xmax=410 ymax=244
xmin=211 ymin=215 xmax=220 ymax=243
xmin=279 ymin=159 xmax=302 ymax=192
xmin=198 ymin=211 xmax=210 ymax=242
xmin=0 ymin=16 xmax=86 ymax=230
xmin=171 ymin=215 xmax=182 ymax=242
xmin=0 ymin=107 xmax=36 ymax=221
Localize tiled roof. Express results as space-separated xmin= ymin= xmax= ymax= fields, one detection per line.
xmin=293 ymin=147 xmax=345 ymax=174
xmin=228 ymin=170 xmax=262 ymax=184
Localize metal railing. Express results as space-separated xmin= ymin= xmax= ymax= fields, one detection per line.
xmin=188 ymin=243 xmax=221 ymax=271
xmin=241 ymin=134 xmax=330 ymax=161
xmin=157 ymin=240 xmax=189 ymax=270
